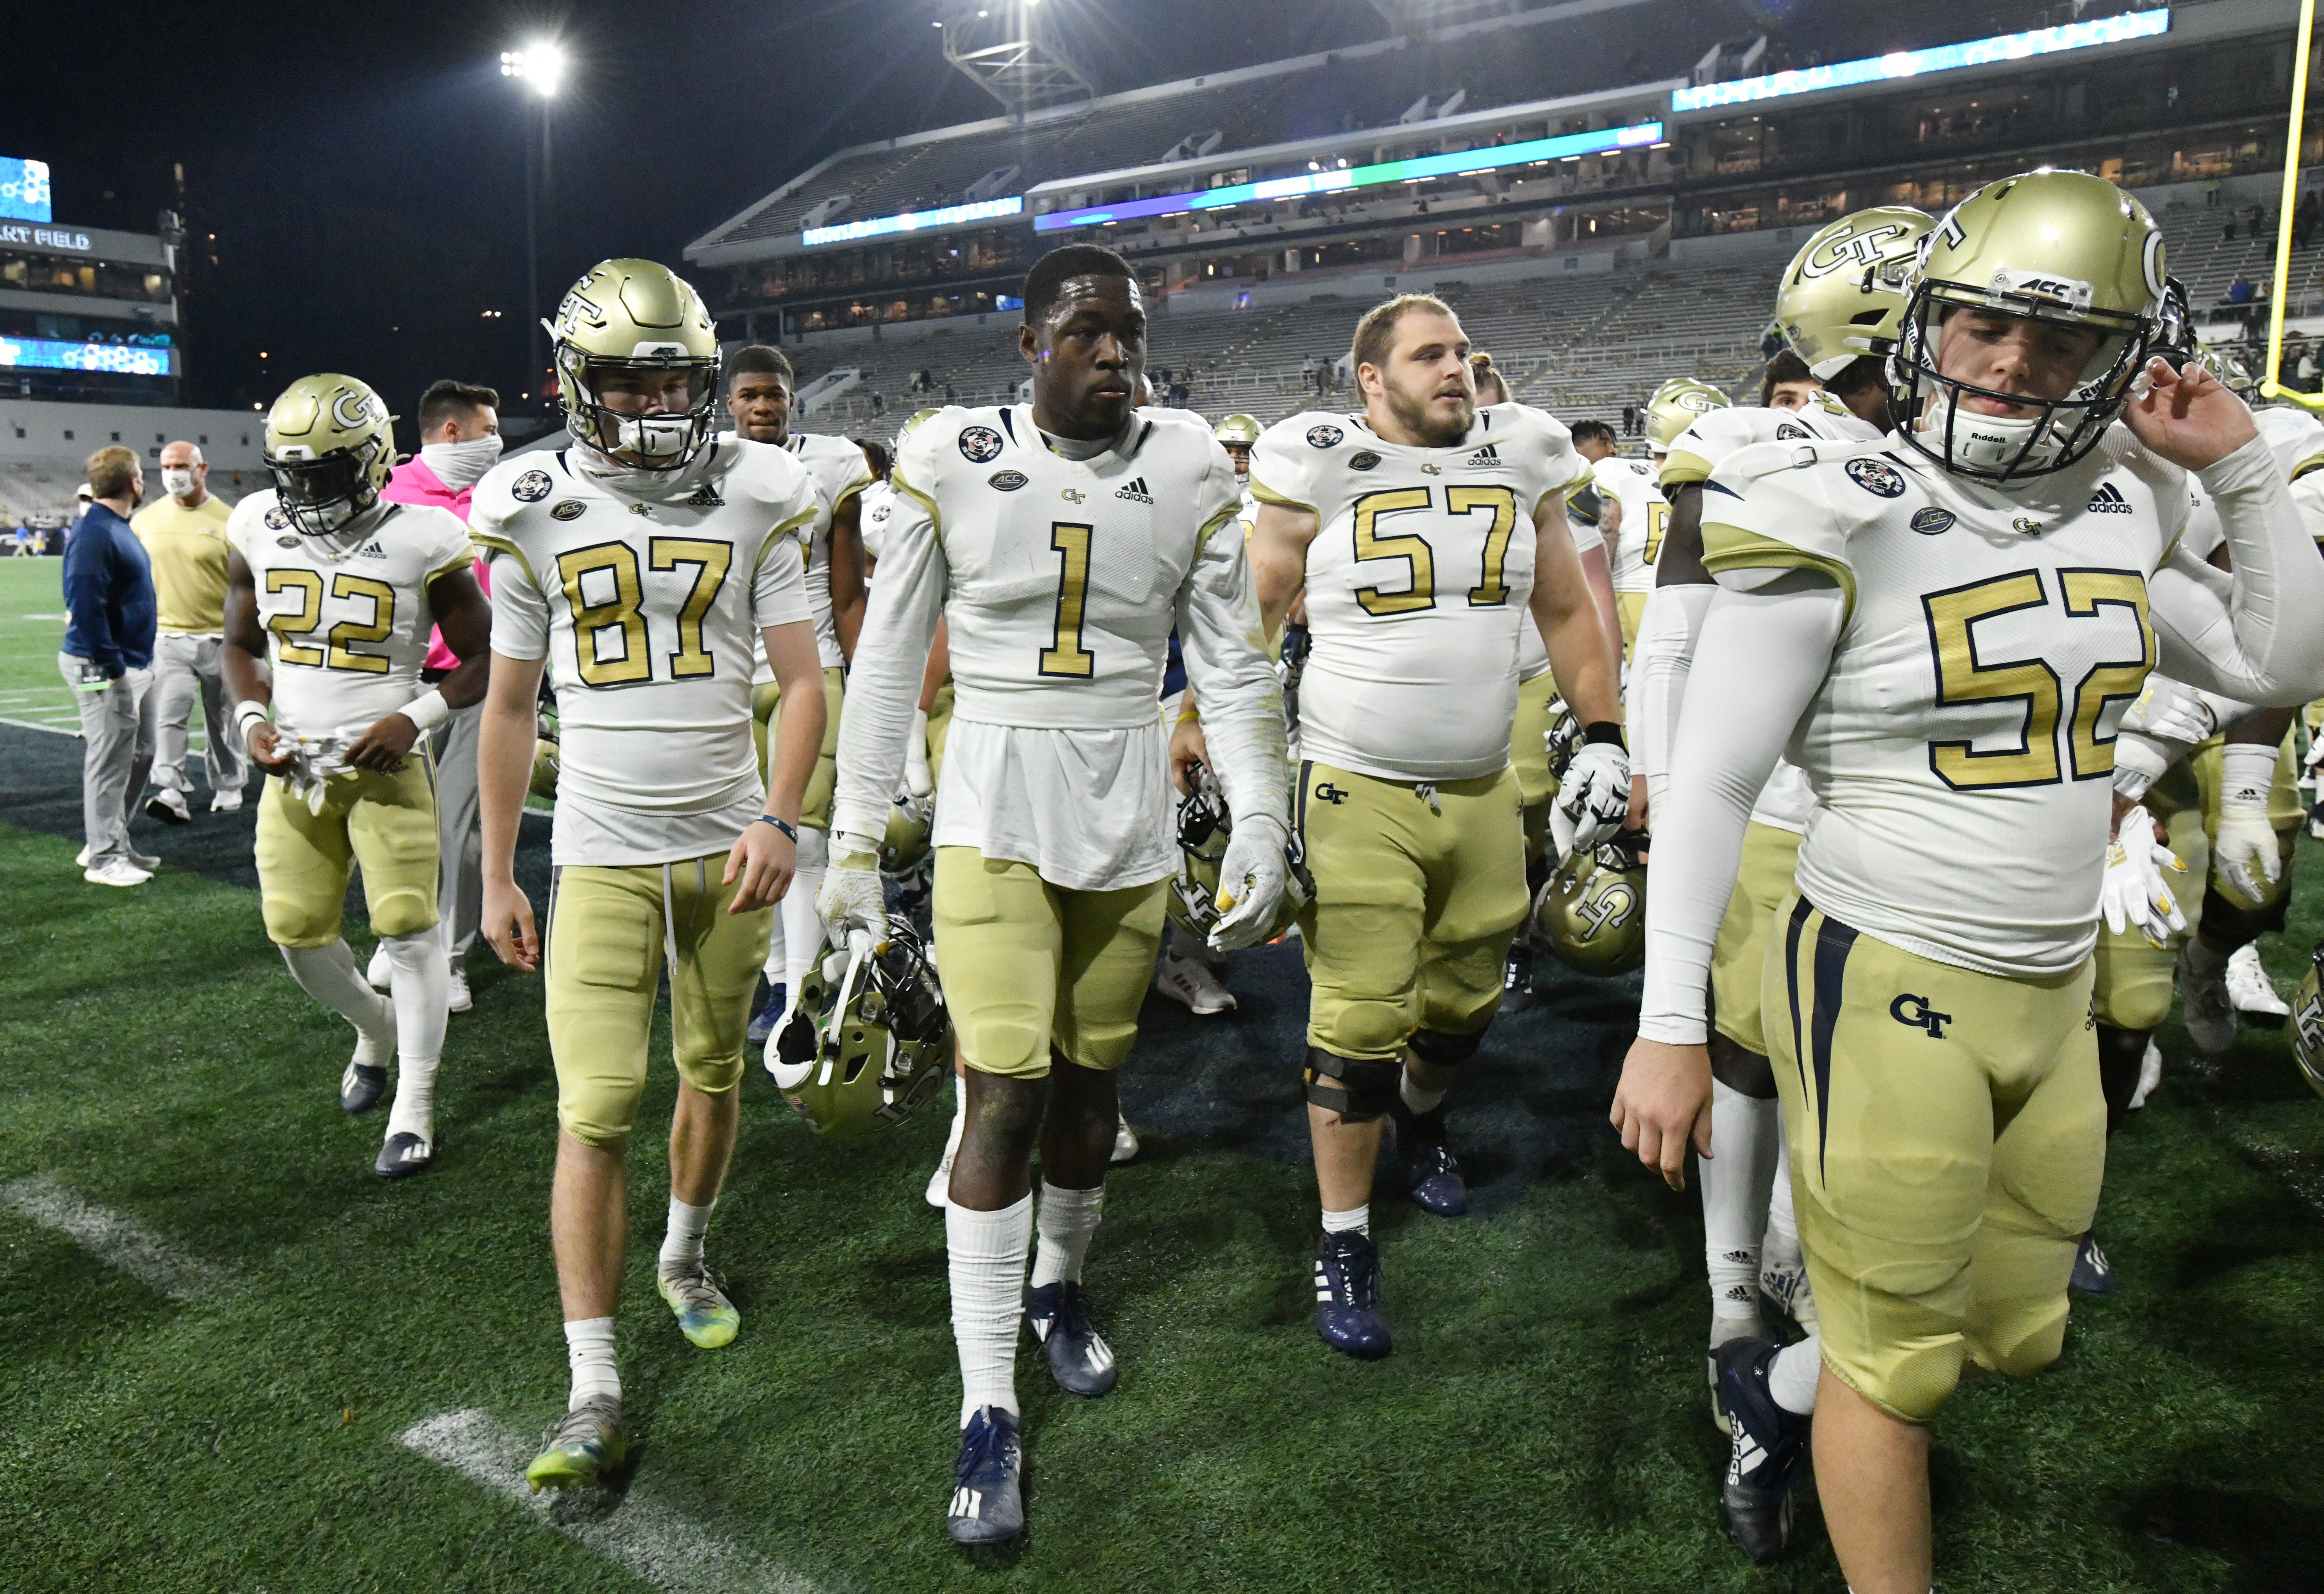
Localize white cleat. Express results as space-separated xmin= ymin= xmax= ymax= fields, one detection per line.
xmin=83 ymin=858 xmax=153 ymax=888
xmin=1111 ymin=1112 xmax=1140 ymax=1165
xmin=2226 ymin=943 xmax=2291 ymax=1022
xmin=2129 ymin=1038 xmax=2163 ymax=1111
xmin=1154 ymin=952 xmax=1236 ymax=1015
xmin=446 ymin=967 xmax=473 ymax=1014
xmin=366 ymin=942 xmax=394 ymax=991
xmin=2177 ymin=943 xmax=2237 ymax=1056
xmin=210 ymin=788 xmax=243 ymax=813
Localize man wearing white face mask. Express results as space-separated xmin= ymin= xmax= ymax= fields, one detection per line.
xmin=134 ymin=440 xmax=248 ymax=820
xmin=369 ymin=380 xmax=502 ymax=1010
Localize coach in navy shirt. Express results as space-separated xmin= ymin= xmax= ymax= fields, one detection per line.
xmin=60 ymin=445 xmax=162 ymax=886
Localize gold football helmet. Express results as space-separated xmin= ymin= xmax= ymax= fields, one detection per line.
xmin=2292 ymin=945 xmax=2324 ymax=1100
xmin=1892 ymin=168 xmax=2164 ymax=481
xmin=1645 ymin=378 xmax=1730 ymax=452
xmin=1533 ymin=834 xmax=1647 ymax=978
xmin=767 ymin=920 xmax=951 ymax=1139
xmin=1774 ymin=206 xmax=1933 ymax=378
xmin=263 ymin=374 xmax=396 ymax=536
xmin=550 ymin=258 xmax=722 ymax=471
xmin=1212 ymin=413 xmax=1261 ymax=447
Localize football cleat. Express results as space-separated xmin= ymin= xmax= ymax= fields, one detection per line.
xmin=210 ymin=788 xmax=243 ymax=813
xmin=365 ymin=942 xmax=393 ymax=990
xmin=375 ymin=1129 xmax=434 ymax=1180
xmin=1154 ymin=952 xmax=1235 ymax=1015
xmin=83 ymin=859 xmax=152 ymax=888
xmin=745 ymin=978 xmax=786 ymax=1049
xmin=657 ymin=1260 xmax=741 ymax=1348
xmin=1716 ymin=1338 xmax=1812 ymax=1564
xmin=2070 ymin=1230 xmax=2116 ymax=1295
xmin=1024 ymin=1281 xmax=1118 ymax=1397
xmin=340 ymin=1060 xmax=387 ymax=1115
xmin=76 ymin=842 xmax=158 ymax=871
xmin=1392 ymin=1103 xmax=1468 ymax=1217
xmin=2177 ymin=942 xmax=2237 ymax=1055
xmin=2226 ymin=943 xmax=2290 ymax=1026
xmin=1313 ymin=1230 xmax=1392 ymax=1360
xmin=445 ymin=967 xmax=473 ymax=1015
xmin=1110 ymin=1112 xmax=1140 ymax=1165
xmin=1500 ymin=937 xmax=1536 ymax=1013
xmin=526 ymin=1395 xmax=626 ymax=1494
xmin=1759 ymin=1259 xmax=1817 ymax=1336
xmin=947 ymin=1405 xmax=1025 ymax=1546
xmin=145 ymin=787 xmax=191 ymax=825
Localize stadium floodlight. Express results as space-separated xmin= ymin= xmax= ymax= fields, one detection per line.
xmin=1670 ymin=9 xmax=2170 ymax=114
xmin=1034 ymin=121 xmax=1664 ymax=233
xmin=499 ymin=43 xmax=566 ymax=98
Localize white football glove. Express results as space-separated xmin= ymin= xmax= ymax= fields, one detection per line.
xmin=2100 ymin=806 xmax=2188 ymax=949
xmin=815 ymin=848 xmax=889 ymax=946
xmin=2120 ymin=678 xmax=2220 ymax=747
xmin=1210 ymin=815 xmax=1289 ymax=952
xmin=1557 ymin=738 xmax=1631 ymax=852
xmin=2213 ymin=748 xmax=2283 ymax=907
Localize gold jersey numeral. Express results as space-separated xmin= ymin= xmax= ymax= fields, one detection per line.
xmin=265 ymin=568 xmax=327 ymax=668
xmin=1449 ymin=485 xmax=1518 ymax=606
xmin=324 ymin=574 xmax=396 ymax=674
xmin=1039 ymin=522 xmax=1097 ymax=679
xmin=1642 ymin=500 xmax=1671 ymax=566
xmin=1352 ymin=488 xmax=1436 ymax=616
xmin=2059 ymin=568 xmax=2154 ymax=779
xmin=556 ymin=542 xmax=652 ymax=686
xmin=650 ymin=538 xmax=734 ymax=680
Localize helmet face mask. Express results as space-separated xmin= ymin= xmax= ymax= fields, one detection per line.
xmin=770 ymin=919 xmax=951 ymax=1138
xmin=550 ymin=259 xmax=722 ymax=472
xmin=263 ymin=374 xmax=395 ymax=538
xmin=1892 ymin=295 xmax=2144 ymax=482
xmin=1166 ymin=759 xmax=1310 ymax=943
xmin=2293 ymin=943 xmax=2324 ymax=1101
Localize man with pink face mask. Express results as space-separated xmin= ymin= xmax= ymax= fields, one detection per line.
xmin=367 ymin=379 xmax=502 ymax=1011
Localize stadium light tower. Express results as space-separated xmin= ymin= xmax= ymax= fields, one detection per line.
xmin=501 ymin=43 xmax=565 ymax=403
xmin=938 ymin=2 xmax=1095 ymax=114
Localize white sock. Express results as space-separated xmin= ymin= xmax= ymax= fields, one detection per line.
xmin=280 ymin=940 xmax=397 ymax=1064
xmin=1399 ymin=1067 xmax=1447 ymax=1117
xmin=948 ymin=1193 xmax=1032 ymax=1427
xmin=1321 ymin=1203 xmax=1370 ymax=1237
xmin=1769 ymin=1335 xmax=1820 ymax=1415
xmin=382 ymin=931 xmax=447 ymax=1138
xmin=1029 ymin=1180 xmax=1105 ymax=1290
xmin=565 ymin=1316 xmax=619 ymax=1409
xmin=782 ymin=826 xmax=830 ymax=994
xmin=1702 ymin=1080 xmax=1779 ymax=1337
xmin=659 ymin=1196 xmax=714 ymax=1273
xmin=763 ymin=884 xmax=786 ymax=984
xmin=1764 ymin=1128 xmax=1802 ymax=1275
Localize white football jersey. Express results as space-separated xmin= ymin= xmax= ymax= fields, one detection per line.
xmin=1594 ymin=454 xmax=1669 ymax=595
xmin=226 ymin=493 xmax=473 ymax=741
xmin=470 ymin=440 xmax=817 ymax=867
xmin=1659 ymin=397 xmax=1882 ymax=832
xmin=1701 ymin=424 xmax=2187 ymax=975
xmin=747 ymin=431 xmax=872 ymax=676
xmin=1253 ymin=403 xmax=1591 ymax=782
xmin=858 ymin=479 xmax=897 ymax=567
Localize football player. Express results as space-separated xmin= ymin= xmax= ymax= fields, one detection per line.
xmin=1627 ymin=208 xmax=1929 ymax=1540
xmin=1245 ymin=293 xmax=1623 ymax=1359
xmin=221 ymin=374 xmax=491 ymax=1180
xmin=1760 ymin=348 xmax=1822 ymax=411
xmin=1614 ymin=171 xmax=2324 ymax=1590
xmin=818 ymin=244 xmax=1287 ymax=1545
xmin=723 ymin=345 xmax=875 ymax=1048
xmin=467 ymin=260 xmax=828 ymax=1494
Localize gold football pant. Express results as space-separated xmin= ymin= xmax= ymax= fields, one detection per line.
xmin=1708 ymin=822 xmax=1804 ymax=1056
xmin=545 ymin=855 xmax=772 ymax=1147
xmin=255 ymin=754 xmax=440 ymax=948
xmin=1297 ymin=760 xmax=1529 ymax=1062
xmin=751 ymin=665 xmax=845 ymax=831
xmin=1510 ymin=670 xmax=1558 ymax=867
xmin=932 ymin=847 xmax=1166 ymax=1079
xmin=1767 ymin=894 xmax=2102 ymax=1423
xmin=927 ymin=679 xmax=956 ymax=787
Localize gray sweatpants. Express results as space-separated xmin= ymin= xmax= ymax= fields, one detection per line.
xmin=428 ymin=700 xmax=483 ymax=963
xmin=150 ymin=631 xmax=249 ymax=796
xmin=60 ymin=653 xmax=156 ymax=868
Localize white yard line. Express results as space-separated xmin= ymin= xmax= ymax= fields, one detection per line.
xmin=399 ymin=1409 xmax=819 ymax=1594
xmin=0 ymin=716 xmax=76 ymax=736
xmin=0 ymin=1176 xmax=230 ymax=1301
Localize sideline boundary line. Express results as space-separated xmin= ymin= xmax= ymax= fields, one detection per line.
xmin=0 ymin=1175 xmax=230 ymax=1301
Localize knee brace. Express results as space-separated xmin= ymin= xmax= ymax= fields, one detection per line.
xmin=1406 ymin=1027 xmax=1485 ymax=1071
xmin=1304 ymin=1047 xmax=1401 ymax=1122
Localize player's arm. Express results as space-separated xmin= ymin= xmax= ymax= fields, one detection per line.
xmin=1527 ymin=496 xmax=1618 ymax=729
xmin=1249 ymin=500 xmax=1318 ymax=640
xmin=477 ymin=648 xmax=547 ymax=972
xmin=917 ymin=615 xmax=951 ymax=712
xmin=1575 ymin=536 xmax=1619 ymax=665
xmin=828 ymin=489 xmax=868 ymax=661
xmin=343 ymin=565 xmax=492 ymax=771
xmin=730 ymin=614 xmax=820 ymax=914
xmin=1631 ymin=481 xmax=1715 ymax=812
xmin=221 ymin=548 xmax=293 ymax=774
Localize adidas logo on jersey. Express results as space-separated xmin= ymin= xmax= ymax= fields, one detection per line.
xmin=355 ymin=541 xmax=387 ymax=559
xmin=1114 ymin=476 xmax=1153 ymax=504
xmin=2086 ymin=482 xmax=2132 ymax=514
xmin=685 ymin=484 xmax=725 ymax=508
xmin=1462 ymin=444 xmax=1501 ymax=468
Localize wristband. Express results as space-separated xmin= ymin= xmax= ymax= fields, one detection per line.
xmin=1176 ymin=702 xmax=1202 ymax=727
xmin=1583 ymin=720 xmax=1627 ymax=749
xmin=235 ymin=700 xmax=271 ymax=735
xmin=2218 ymin=741 xmax=2278 ymax=809
xmin=401 ymin=688 xmax=451 ymax=733
xmin=754 ymin=814 xmax=799 ymax=843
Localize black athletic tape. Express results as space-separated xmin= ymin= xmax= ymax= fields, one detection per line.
xmin=1583 ymin=721 xmax=1626 ymax=749
xmin=1406 ymin=1028 xmax=1484 ymax=1069
xmin=1303 ymin=1047 xmax=1399 ymax=1121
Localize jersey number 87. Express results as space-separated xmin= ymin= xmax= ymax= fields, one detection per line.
xmin=556 ymin=538 xmax=734 ymax=686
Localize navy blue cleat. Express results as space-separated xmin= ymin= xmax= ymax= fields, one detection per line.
xmin=947 ymin=1405 xmax=1024 ymax=1546
xmin=1501 ymin=937 xmax=1536 ymax=1013
xmin=1715 ymin=1337 xmax=1812 ymax=1564
xmin=340 ymin=1061 xmax=387 ymax=1115
xmin=1392 ymin=1103 xmax=1469 ymax=1216
xmin=1025 ymin=1281 xmax=1117 ymax=1397
xmin=1313 ymin=1230 xmax=1392 ymax=1359
xmin=745 ymin=980 xmax=787 ymax=1050
xmin=2070 ymin=1230 xmax=2116 ymax=1295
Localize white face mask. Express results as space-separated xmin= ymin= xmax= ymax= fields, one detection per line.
xmin=1918 ymin=389 xmax=2068 ymax=477
xmin=421 ymin=434 xmax=504 ymax=491
xmin=161 ymin=467 xmax=196 ymax=499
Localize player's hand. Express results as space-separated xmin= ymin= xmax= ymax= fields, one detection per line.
xmin=1170 ymin=712 xmax=1212 ymax=796
xmin=1558 ymin=739 xmax=1631 ymax=852
xmin=482 ymin=876 xmax=540 ymax=972
xmin=725 ymin=820 xmax=798 ymax=914
xmin=345 ymin=712 xmax=420 ymax=772
xmin=2122 ymin=355 xmax=2259 ymax=471
xmin=2100 ymin=804 xmax=2188 ymax=948
xmin=245 ymin=720 xmax=295 ymax=776
xmin=2121 ymin=678 xmax=2219 ymax=747
xmin=1211 ymin=815 xmax=1288 ymax=951
xmin=2213 ymin=804 xmax=2283 ymax=908
xmin=1611 ymin=1037 xmax=1714 ymax=1191
xmin=817 ymin=850 xmax=889 ymax=946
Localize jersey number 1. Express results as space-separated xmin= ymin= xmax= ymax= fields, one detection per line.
xmin=1040 ymin=522 xmax=1096 ymax=679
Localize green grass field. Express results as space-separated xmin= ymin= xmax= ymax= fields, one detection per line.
xmin=0 ymin=557 xmax=82 ymax=737
xmin=2 ymin=585 xmax=2322 ymax=1590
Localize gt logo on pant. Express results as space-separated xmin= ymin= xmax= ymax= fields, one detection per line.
xmin=1313 ymin=782 xmax=1349 ymax=805
xmin=1890 ymin=992 xmax=1952 ymax=1039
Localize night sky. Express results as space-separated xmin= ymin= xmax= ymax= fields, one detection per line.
xmin=4 ymin=0 xmax=1381 ymax=435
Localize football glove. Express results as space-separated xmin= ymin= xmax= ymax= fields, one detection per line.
xmin=816 ymin=851 xmax=889 ymax=946
xmin=1210 ymin=814 xmax=1289 ymax=952
xmin=2213 ymin=746 xmax=2282 ymax=906
xmin=1556 ymin=739 xmax=1631 ymax=853
xmin=2100 ymin=806 xmax=2188 ymax=949
xmin=2120 ymin=678 xmax=2220 ymax=747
